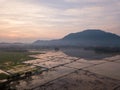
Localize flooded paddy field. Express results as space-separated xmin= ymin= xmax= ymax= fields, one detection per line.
xmin=0 ymin=48 xmax=120 ymax=90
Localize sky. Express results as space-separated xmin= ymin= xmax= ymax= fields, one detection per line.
xmin=0 ymin=0 xmax=120 ymax=43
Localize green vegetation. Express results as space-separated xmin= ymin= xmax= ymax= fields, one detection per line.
xmin=0 ymin=51 xmax=39 ymax=70
xmin=0 ymin=73 xmax=9 ymax=80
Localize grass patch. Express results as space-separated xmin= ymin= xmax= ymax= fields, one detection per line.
xmin=0 ymin=73 xmax=8 ymax=80
xmin=0 ymin=51 xmax=40 ymax=70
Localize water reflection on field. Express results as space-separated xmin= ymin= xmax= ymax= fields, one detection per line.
xmin=61 ymin=48 xmax=119 ymax=60
xmin=2 ymin=48 xmax=120 ymax=90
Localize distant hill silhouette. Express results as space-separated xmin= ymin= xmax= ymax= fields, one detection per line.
xmin=33 ymin=29 xmax=120 ymax=47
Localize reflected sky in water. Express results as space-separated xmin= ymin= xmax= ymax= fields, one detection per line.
xmin=61 ymin=48 xmax=119 ymax=60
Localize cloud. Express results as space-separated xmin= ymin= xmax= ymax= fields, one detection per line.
xmin=65 ymin=0 xmax=80 ymax=3
xmin=0 ymin=0 xmax=120 ymax=42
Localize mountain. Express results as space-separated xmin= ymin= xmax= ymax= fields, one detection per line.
xmin=62 ymin=29 xmax=120 ymax=40
xmin=33 ymin=29 xmax=120 ymax=47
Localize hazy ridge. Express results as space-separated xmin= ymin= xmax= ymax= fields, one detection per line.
xmin=33 ymin=29 xmax=120 ymax=47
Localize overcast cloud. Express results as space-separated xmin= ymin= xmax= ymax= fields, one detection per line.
xmin=0 ymin=0 xmax=120 ymax=42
